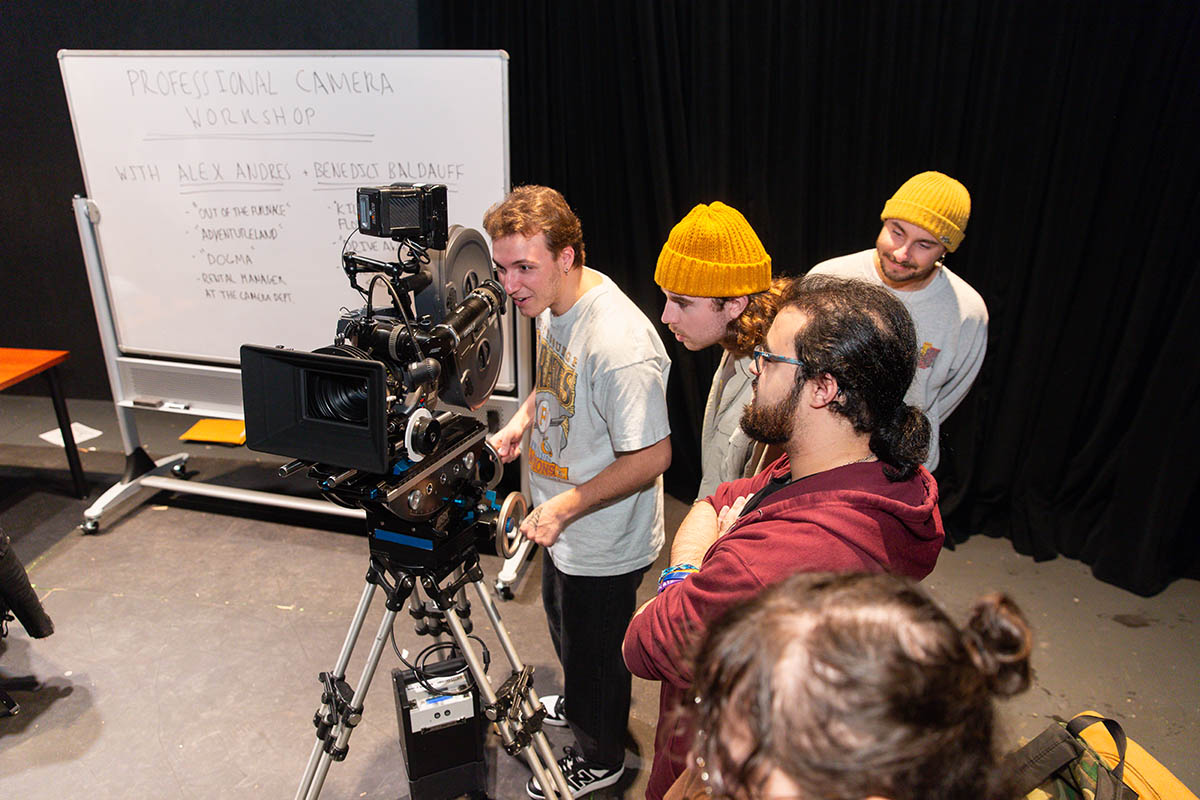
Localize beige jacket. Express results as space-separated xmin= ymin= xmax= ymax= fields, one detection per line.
xmin=696 ymin=351 xmax=757 ymax=500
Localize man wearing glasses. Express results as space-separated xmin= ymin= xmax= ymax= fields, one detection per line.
xmin=808 ymin=170 xmax=988 ymax=471
xmin=623 ymin=274 xmax=946 ymax=800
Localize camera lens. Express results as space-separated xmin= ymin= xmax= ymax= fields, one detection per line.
xmin=308 ymin=373 xmax=369 ymax=424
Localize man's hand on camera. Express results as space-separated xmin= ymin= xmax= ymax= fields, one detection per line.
xmin=488 ymin=425 xmax=524 ymax=464
xmin=520 ymin=494 xmax=572 ymax=547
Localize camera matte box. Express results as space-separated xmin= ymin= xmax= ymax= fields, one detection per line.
xmin=240 ymin=344 xmax=390 ymax=474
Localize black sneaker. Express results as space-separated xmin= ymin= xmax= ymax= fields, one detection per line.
xmin=539 ymin=693 xmax=569 ymax=727
xmin=526 ymin=746 xmax=625 ymax=799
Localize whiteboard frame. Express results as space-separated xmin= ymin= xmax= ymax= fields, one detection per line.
xmin=59 ymin=48 xmax=516 ymax=377
xmin=63 ymin=50 xmax=530 ymax=533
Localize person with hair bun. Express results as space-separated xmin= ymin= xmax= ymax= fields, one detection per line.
xmin=624 ymin=274 xmax=945 ymax=800
xmin=673 ymin=571 xmax=1032 ymax=800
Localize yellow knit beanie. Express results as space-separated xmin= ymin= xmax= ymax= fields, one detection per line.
xmin=655 ymin=202 xmax=772 ymax=297
xmin=880 ymin=171 xmax=971 ymax=252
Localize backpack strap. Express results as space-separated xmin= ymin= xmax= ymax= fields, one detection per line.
xmin=1002 ymin=723 xmax=1083 ymax=797
xmin=1067 ymin=714 xmax=1129 ymax=784
xmin=1004 ymin=716 xmax=1140 ymax=800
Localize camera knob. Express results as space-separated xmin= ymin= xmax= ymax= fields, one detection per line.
xmin=408 ymin=414 xmax=441 ymax=457
xmin=403 ymin=407 xmax=441 ymax=461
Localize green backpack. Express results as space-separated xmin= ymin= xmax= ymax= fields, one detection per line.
xmin=1003 ymin=714 xmax=1138 ymax=800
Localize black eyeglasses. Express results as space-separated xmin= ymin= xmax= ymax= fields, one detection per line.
xmin=751 ymin=348 xmax=804 ymax=371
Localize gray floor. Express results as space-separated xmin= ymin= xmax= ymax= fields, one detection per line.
xmin=0 ymin=394 xmax=1197 ymax=798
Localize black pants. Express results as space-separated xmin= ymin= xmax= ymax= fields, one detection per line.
xmin=541 ymin=550 xmax=648 ymax=768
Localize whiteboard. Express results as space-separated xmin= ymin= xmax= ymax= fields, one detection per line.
xmin=59 ymin=50 xmax=512 ymax=388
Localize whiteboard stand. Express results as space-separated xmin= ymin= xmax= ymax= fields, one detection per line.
xmin=59 ymin=50 xmax=519 ymax=538
xmin=73 ymin=195 xmax=366 ymax=532
xmin=79 ymin=188 xmax=535 ymax=595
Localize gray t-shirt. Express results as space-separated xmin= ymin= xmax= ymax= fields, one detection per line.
xmin=808 ymin=249 xmax=988 ymax=471
xmin=530 ymin=270 xmax=671 ymax=576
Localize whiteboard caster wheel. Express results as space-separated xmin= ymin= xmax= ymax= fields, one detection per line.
xmin=495 ymin=582 xmax=514 ymax=601
xmin=171 ymin=463 xmax=187 ymax=477
xmin=81 ymin=519 xmax=99 ymax=534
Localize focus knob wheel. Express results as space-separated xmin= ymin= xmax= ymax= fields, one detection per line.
xmin=496 ymin=492 xmax=528 ymax=559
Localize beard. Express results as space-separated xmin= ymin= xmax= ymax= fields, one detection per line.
xmin=878 ymin=248 xmax=938 ymax=285
xmin=740 ymin=382 xmax=802 ymax=445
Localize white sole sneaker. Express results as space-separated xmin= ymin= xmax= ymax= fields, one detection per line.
xmin=526 ymin=747 xmax=624 ymax=799
xmin=539 ymin=693 xmax=569 ymax=727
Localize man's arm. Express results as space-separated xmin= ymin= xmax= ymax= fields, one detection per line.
xmin=625 ymin=508 xmax=871 ymax=688
xmin=668 ymin=499 xmax=720 ymax=567
xmin=623 ymin=540 xmax=766 ymax=688
xmin=625 ymin=493 xmax=748 ymax=621
xmin=521 ymin=436 xmax=672 ymax=547
xmin=932 ymin=316 xmax=987 ymax=422
xmin=487 ymin=391 xmax=535 ymax=463
xmin=672 ymin=471 xmax=762 ymax=566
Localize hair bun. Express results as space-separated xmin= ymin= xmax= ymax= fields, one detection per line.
xmin=874 ymin=404 xmax=931 ymax=481
xmin=963 ymin=593 xmax=1033 ymax=697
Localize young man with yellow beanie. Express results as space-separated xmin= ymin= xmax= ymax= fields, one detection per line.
xmin=655 ymin=202 xmax=780 ymax=498
xmin=808 ymin=170 xmax=988 ymax=471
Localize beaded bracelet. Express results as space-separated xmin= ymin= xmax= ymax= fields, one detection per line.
xmin=656 ymin=574 xmax=687 ymax=593
xmin=657 ymin=563 xmax=699 ymax=594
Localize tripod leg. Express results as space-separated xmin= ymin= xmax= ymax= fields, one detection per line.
xmin=303 ymin=601 xmax=402 ymax=800
xmin=431 ymin=580 xmax=573 ymax=799
xmin=470 ymin=579 xmax=575 ymax=799
xmin=437 ymin=601 xmax=567 ymax=799
xmin=297 ymin=580 xmax=378 ymax=800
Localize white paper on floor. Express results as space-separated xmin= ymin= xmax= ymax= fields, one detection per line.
xmin=38 ymin=422 xmax=103 ymax=447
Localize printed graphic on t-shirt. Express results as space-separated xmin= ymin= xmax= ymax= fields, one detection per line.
xmin=529 ymin=330 xmax=578 ymax=479
xmin=917 ymin=342 xmax=941 ymax=369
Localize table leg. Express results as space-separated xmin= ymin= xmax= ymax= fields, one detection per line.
xmin=43 ymin=367 xmax=87 ymax=498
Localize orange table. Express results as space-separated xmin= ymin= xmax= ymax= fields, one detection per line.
xmin=0 ymin=348 xmax=88 ymax=497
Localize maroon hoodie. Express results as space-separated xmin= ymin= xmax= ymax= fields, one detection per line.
xmin=622 ymin=455 xmax=944 ymax=800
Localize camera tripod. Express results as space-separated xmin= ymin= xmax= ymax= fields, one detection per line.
xmin=295 ymin=546 xmax=573 ymax=800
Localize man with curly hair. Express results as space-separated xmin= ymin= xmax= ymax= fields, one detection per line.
xmin=625 ymin=274 xmax=945 ymax=800
xmin=656 ymin=202 xmax=780 ymax=498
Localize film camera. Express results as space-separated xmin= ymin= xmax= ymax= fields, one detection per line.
xmin=241 ymin=185 xmax=573 ymax=799
xmin=240 ymin=181 xmax=508 ymax=568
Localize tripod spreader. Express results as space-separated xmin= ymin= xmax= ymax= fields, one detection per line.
xmin=489 ymin=666 xmax=550 ymax=756
xmin=313 ymin=671 xmax=356 ymax=758
xmin=410 ymin=597 xmax=473 ymax=637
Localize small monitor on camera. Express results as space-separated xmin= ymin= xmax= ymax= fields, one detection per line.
xmin=357 ymin=183 xmax=448 ymax=249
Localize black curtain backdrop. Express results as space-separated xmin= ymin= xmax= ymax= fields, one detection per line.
xmin=418 ymin=0 xmax=1200 ymax=596
xmin=1 ymin=1 xmax=1197 ymax=595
